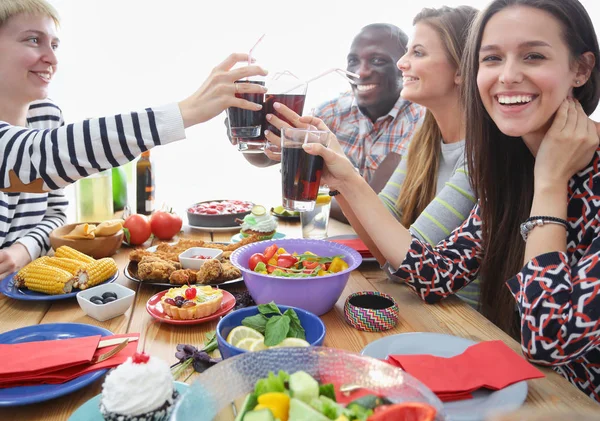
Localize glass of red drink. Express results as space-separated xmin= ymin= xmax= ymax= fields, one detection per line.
xmin=264 ymin=77 xmax=307 ymax=137
xmin=280 ymin=127 xmax=330 ymax=212
xmin=228 ymin=80 xmax=265 ymax=150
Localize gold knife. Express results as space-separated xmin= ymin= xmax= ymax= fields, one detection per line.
xmin=98 ymin=337 xmax=139 ymax=349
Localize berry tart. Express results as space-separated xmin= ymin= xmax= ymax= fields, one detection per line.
xmin=161 ymin=285 xmax=223 ymax=320
xmin=99 ymin=352 xmax=178 ymax=421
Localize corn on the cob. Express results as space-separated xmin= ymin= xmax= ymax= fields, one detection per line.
xmin=22 ymin=265 xmax=74 ymax=294
xmin=54 ymin=246 xmax=95 ymax=264
xmin=44 ymin=257 xmax=86 ymax=275
xmin=77 ymin=258 xmax=118 ymax=289
xmin=13 ymin=256 xmax=50 ymax=287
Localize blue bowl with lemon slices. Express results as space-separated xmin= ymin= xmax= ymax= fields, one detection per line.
xmin=216 ymin=304 xmax=326 ymax=359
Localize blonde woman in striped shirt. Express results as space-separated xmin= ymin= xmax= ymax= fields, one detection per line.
xmin=0 ymin=0 xmax=266 ymax=277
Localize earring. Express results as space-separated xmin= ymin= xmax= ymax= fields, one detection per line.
xmin=575 ymin=80 xmax=581 ymax=85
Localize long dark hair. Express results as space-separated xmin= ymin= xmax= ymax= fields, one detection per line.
xmin=397 ymin=6 xmax=478 ymax=228
xmin=461 ymin=0 xmax=600 ymax=337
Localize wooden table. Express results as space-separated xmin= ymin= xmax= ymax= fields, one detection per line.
xmin=0 ymin=219 xmax=597 ymax=420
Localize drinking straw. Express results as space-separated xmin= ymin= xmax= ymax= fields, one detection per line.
xmin=248 ymin=33 xmax=266 ymax=66
xmin=283 ymin=68 xmax=360 ymax=94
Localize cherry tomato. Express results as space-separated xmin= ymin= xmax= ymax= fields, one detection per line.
xmin=263 ymin=244 xmax=278 ymax=261
xmin=150 ymin=210 xmax=183 ymax=240
xmin=249 ymin=253 xmax=267 ymax=271
xmin=303 ymin=261 xmax=320 ymax=270
xmin=277 ymin=253 xmax=298 ymax=269
xmin=123 ymin=214 xmax=152 ymax=245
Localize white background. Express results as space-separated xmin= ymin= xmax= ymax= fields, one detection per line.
xmin=45 ymin=0 xmax=600 ymax=220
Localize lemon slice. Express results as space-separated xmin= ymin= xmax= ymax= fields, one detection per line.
xmin=270 ymin=338 xmax=310 ymax=348
xmin=315 ymin=195 xmax=331 ymax=206
xmin=251 ymin=205 xmax=266 ymax=216
xmin=249 ymin=340 xmax=268 ymax=352
xmin=226 ymin=326 xmax=264 ymax=347
xmin=235 ymin=338 xmax=261 ymax=351
xmin=273 ymin=205 xmax=285 ymax=215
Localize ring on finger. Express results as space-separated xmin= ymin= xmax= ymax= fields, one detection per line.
xmin=234 ymin=83 xmax=239 ymax=94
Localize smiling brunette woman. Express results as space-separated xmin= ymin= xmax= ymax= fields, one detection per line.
xmin=296 ymin=0 xmax=600 ymax=401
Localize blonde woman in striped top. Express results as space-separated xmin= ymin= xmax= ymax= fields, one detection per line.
xmin=0 ymin=0 xmax=266 ymax=278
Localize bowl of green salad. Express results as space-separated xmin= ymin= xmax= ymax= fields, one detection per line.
xmin=171 ymin=347 xmax=445 ymax=421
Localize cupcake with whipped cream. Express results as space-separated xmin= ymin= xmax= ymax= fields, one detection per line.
xmin=238 ymin=205 xmax=277 ymax=240
xmin=100 ymin=352 xmax=178 ymax=421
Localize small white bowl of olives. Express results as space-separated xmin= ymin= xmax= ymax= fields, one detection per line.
xmin=77 ymin=283 xmax=135 ymax=321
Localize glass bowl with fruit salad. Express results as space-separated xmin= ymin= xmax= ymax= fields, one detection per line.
xmin=171 ymin=347 xmax=445 ymax=421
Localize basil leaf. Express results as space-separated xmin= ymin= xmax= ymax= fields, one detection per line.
xmin=284 ymin=309 xmax=306 ymax=340
xmin=264 ymin=315 xmax=290 ymax=346
xmin=241 ymin=314 xmax=268 ymax=334
xmin=258 ymin=302 xmax=282 ymax=316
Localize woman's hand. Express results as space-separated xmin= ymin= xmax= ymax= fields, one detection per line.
xmin=535 ymin=98 xmax=600 ymax=188
xmin=0 ymin=243 xmax=31 ymax=280
xmin=179 ymin=53 xmax=268 ymax=128
xmin=263 ymin=102 xmax=344 ymax=161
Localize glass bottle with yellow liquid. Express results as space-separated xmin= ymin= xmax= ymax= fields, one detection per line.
xmin=136 ymin=151 xmax=154 ymax=215
xmin=300 ymin=187 xmax=331 ymax=239
xmin=75 ymin=170 xmax=114 ymax=222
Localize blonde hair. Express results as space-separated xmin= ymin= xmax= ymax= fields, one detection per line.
xmin=396 ymin=6 xmax=477 ymax=228
xmin=0 ymin=0 xmax=60 ymax=28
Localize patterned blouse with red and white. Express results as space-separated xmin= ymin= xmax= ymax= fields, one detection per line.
xmin=391 ymin=148 xmax=600 ymax=402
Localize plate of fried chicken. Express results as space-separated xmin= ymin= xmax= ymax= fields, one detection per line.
xmin=124 ymin=235 xmax=263 ymax=287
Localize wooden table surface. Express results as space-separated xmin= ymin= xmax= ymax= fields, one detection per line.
xmin=0 ymin=219 xmax=597 ymax=420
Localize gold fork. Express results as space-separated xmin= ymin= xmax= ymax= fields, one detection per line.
xmin=91 ymin=338 xmax=129 ymax=364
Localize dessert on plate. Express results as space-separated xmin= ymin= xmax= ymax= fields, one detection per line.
xmin=99 ymin=352 xmax=179 ymax=421
xmin=160 ymin=285 xmax=223 ymax=319
xmin=238 ymin=205 xmax=278 ymax=240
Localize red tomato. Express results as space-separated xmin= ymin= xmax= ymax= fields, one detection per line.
xmin=263 ymin=244 xmax=278 ymax=261
xmin=367 ymin=403 xmax=436 ymax=421
xmin=248 ymin=253 xmax=267 ymax=271
xmin=123 ymin=214 xmax=152 ymax=245
xmin=277 ymin=254 xmax=298 ymax=269
xmin=303 ymin=260 xmax=320 ymax=270
xmin=150 ymin=210 xmax=183 ymax=240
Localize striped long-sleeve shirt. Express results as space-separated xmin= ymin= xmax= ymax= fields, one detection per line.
xmin=1 ymin=101 xmax=68 ymax=259
xmin=1 ymin=103 xmax=185 ymax=192
xmin=390 ymin=147 xmax=600 ymax=401
xmin=379 ymin=139 xmax=481 ymax=306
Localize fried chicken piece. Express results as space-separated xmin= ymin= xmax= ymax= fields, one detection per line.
xmin=221 ymin=251 xmax=232 ymax=260
xmin=129 ymin=248 xmax=180 ymax=263
xmin=223 ymin=234 xmax=261 ymax=251
xmin=196 ymin=259 xmax=222 ymax=284
xmin=220 ymin=262 xmax=241 ymax=281
xmin=156 ymin=239 xmax=206 ymax=255
xmin=138 ymin=255 xmax=181 ymax=269
xmin=169 ymin=269 xmax=198 ymax=285
xmin=137 ymin=256 xmax=180 ymax=282
xmin=201 ymin=242 xmax=228 ymax=251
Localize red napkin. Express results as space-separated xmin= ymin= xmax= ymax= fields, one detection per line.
xmin=329 ymin=238 xmax=373 ymax=259
xmin=385 ymin=340 xmax=545 ymax=401
xmin=0 ymin=333 xmax=139 ymax=388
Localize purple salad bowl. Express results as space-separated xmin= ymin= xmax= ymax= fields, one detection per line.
xmin=230 ymin=238 xmax=362 ymax=315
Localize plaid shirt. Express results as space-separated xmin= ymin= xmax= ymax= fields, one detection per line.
xmin=314 ymin=91 xmax=424 ymax=182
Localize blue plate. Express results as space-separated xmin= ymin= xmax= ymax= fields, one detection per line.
xmin=361 ymin=332 xmax=528 ymax=421
xmin=230 ymin=232 xmax=286 ymax=243
xmin=0 ymin=271 xmax=118 ymax=301
xmin=68 ymin=381 xmax=189 ymax=421
xmin=0 ymin=323 xmax=113 ymax=407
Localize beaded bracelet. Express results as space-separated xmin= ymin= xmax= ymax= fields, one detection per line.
xmin=520 ymin=216 xmax=568 ymax=241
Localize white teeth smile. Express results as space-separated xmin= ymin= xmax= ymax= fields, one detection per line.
xmin=34 ymin=72 xmax=52 ymax=81
xmin=403 ymin=76 xmax=419 ymax=82
xmin=497 ymin=94 xmax=534 ymax=105
xmin=356 ymin=84 xmax=377 ymax=92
